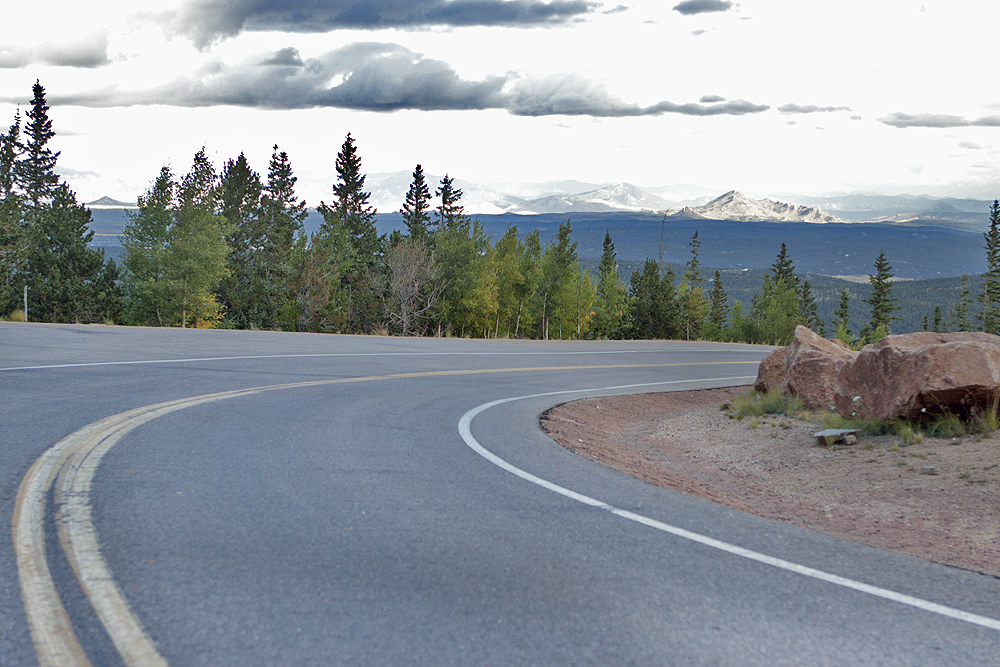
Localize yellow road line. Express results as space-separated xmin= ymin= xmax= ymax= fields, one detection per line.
xmin=14 ymin=361 xmax=758 ymax=666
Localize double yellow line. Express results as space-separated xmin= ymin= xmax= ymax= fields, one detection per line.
xmin=12 ymin=362 xmax=757 ymax=667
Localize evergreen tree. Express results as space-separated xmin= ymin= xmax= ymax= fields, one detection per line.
xmin=861 ymin=250 xmax=900 ymax=340
xmin=435 ymin=174 xmax=466 ymax=232
xmin=769 ymin=242 xmax=798 ymax=290
xmin=932 ymin=305 xmax=944 ymax=333
xmin=833 ymin=288 xmax=851 ymax=335
xmin=832 ymin=287 xmax=854 ymax=346
xmin=678 ymin=231 xmax=707 ymax=340
xmin=627 ymin=259 xmax=678 ymax=339
xmin=950 ymin=274 xmax=973 ymax=332
xmin=319 ymin=133 xmax=380 ymax=265
xmin=706 ymin=269 xmax=729 ymax=341
xmin=24 ymin=184 xmax=108 ymax=322
xmin=259 ymin=145 xmax=308 ymax=329
xmin=216 ymin=152 xmax=264 ymax=327
xmin=20 ymin=81 xmax=60 ymax=209
xmin=260 ymin=145 xmax=307 ymax=257
xmin=799 ymin=280 xmax=823 ymax=335
xmin=401 ymin=164 xmax=432 ymax=240
xmin=980 ymin=201 xmax=1000 ymax=334
xmin=591 ymin=230 xmax=628 ymax=338
xmin=0 ymin=112 xmax=25 ymax=311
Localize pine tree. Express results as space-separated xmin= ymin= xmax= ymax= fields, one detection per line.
xmin=799 ymin=280 xmax=823 ymax=335
xmin=435 ymin=174 xmax=466 ymax=232
xmin=321 ymin=133 xmax=380 ymax=264
xmin=12 ymin=82 xmax=112 ymax=322
xmin=259 ymin=145 xmax=307 ymax=329
xmin=0 ymin=112 xmax=25 ymax=311
xmin=980 ymin=201 xmax=1000 ymax=334
xmin=678 ymin=230 xmax=707 ymax=339
xmin=769 ymin=242 xmax=798 ymax=290
xmin=628 ymin=259 xmax=678 ymax=339
xmin=706 ymin=269 xmax=729 ymax=341
xmin=861 ymin=250 xmax=900 ymax=341
xmin=932 ymin=305 xmax=944 ymax=333
xmin=260 ymin=145 xmax=307 ymax=256
xmin=950 ymin=274 xmax=973 ymax=332
xmin=20 ymin=81 xmax=60 ymax=209
xmin=401 ymin=164 xmax=432 ymax=240
xmin=832 ymin=287 xmax=854 ymax=346
xmin=833 ymin=288 xmax=851 ymax=334
xmin=216 ymin=152 xmax=264 ymax=327
xmin=25 ymin=184 xmax=107 ymax=322
xmin=591 ymin=230 xmax=628 ymax=338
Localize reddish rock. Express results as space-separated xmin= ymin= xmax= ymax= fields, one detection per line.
xmin=753 ymin=346 xmax=788 ymax=394
xmin=784 ymin=326 xmax=858 ymax=411
xmin=834 ymin=331 xmax=1000 ymax=420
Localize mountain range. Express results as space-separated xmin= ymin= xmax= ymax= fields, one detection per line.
xmin=84 ymin=175 xmax=996 ymax=227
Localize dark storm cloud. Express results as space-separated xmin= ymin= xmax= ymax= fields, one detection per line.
xmin=0 ymin=32 xmax=110 ymax=69
xmin=778 ymin=103 xmax=852 ymax=114
xmin=56 ymin=44 xmax=506 ymax=111
xmin=50 ymin=44 xmax=769 ymax=119
xmin=879 ymin=112 xmax=1000 ymax=128
xmin=672 ymin=0 xmax=735 ymax=16
xmin=165 ymin=0 xmax=599 ymax=49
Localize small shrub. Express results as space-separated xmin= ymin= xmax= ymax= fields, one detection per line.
xmin=3 ymin=309 xmax=26 ymax=322
xmin=727 ymin=390 xmax=803 ymax=420
xmin=895 ymin=422 xmax=923 ymax=446
xmin=927 ymin=414 xmax=966 ymax=439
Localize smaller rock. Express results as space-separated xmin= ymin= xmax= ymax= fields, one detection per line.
xmin=814 ymin=428 xmax=859 ymax=446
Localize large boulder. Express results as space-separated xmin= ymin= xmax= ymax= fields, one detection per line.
xmin=834 ymin=331 xmax=1000 ymax=421
xmin=752 ymin=325 xmax=857 ymax=411
xmin=784 ymin=326 xmax=858 ymax=412
xmin=753 ymin=346 xmax=788 ymax=394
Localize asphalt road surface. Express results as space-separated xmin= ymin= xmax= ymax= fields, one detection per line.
xmin=3 ymin=323 xmax=999 ymax=666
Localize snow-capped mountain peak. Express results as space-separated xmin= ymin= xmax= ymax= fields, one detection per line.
xmin=692 ymin=190 xmax=842 ymax=223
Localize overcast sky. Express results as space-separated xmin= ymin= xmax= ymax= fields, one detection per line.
xmin=0 ymin=0 xmax=997 ymax=205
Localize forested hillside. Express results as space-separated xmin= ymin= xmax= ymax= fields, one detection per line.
xmin=3 ymin=82 xmax=999 ymax=346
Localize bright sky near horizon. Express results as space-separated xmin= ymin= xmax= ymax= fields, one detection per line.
xmin=0 ymin=0 xmax=997 ymax=206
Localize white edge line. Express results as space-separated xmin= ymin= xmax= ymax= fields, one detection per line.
xmin=457 ymin=377 xmax=1000 ymax=633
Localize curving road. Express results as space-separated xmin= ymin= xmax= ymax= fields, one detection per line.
xmin=2 ymin=323 xmax=999 ymax=666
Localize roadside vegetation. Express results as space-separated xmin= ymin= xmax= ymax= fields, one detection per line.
xmin=721 ymin=390 xmax=1000 ymax=447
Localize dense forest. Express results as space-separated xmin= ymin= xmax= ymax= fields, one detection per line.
xmin=2 ymin=82 xmax=999 ymax=347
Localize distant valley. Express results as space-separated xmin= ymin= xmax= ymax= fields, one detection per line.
xmin=85 ymin=177 xmax=993 ymax=284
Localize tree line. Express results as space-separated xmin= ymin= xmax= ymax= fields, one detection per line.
xmin=1 ymin=82 xmax=997 ymax=344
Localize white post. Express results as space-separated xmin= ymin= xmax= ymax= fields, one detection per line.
xmin=23 ymin=285 xmax=27 ymax=322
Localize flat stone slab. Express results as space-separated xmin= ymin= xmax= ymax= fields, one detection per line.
xmin=814 ymin=428 xmax=859 ymax=445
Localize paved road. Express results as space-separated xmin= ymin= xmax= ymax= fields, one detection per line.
xmin=3 ymin=323 xmax=999 ymax=666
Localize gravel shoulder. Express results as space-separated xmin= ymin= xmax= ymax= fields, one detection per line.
xmin=541 ymin=386 xmax=1000 ymax=577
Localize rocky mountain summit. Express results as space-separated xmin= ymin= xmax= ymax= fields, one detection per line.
xmin=689 ymin=191 xmax=842 ymax=223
